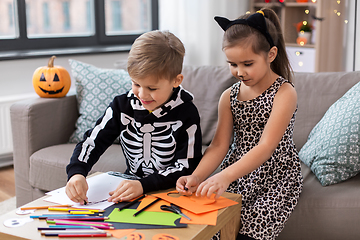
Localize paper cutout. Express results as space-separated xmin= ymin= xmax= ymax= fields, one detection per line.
xmin=105 ymin=229 xmax=135 ymax=238
xmin=167 ymin=191 xmax=215 ymax=204
xmin=152 ymin=191 xmax=238 ymax=214
xmin=152 ymin=233 xmax=180 ymax=240
xmin=188 ymin=194 xmax=216 ymax=205
xmin=105 ymin=208 xmax=180 ymax=226
xmin=138 ymin=195 xmax=218 ymax=225
xmin=126 ymin=232 xmax=145 ymax=240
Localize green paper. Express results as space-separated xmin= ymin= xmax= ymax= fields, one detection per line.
xmin=105 ymin=208 xmax=180 ymax=226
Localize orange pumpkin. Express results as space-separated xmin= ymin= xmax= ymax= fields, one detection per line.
xmin=32 ymin=55 xmax=71 ymax=98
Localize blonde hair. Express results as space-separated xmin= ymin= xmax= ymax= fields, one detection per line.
xmin=222 ymin=8 xmax=293 ymax=82
xmin=127 ymin=30 xmax=185 ymax=80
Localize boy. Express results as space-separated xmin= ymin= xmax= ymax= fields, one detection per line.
xmin=65 ymin=30 xmax=202 ymax=204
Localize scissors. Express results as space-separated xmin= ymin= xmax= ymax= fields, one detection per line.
xmin=160 ymin=203 xmax=191 ymax=221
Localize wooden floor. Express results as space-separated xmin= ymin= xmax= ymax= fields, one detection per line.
xmin=0 ymin=165 xmax=16 ymax=202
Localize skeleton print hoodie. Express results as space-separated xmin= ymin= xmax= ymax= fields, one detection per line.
xmin=66 ymin=86 xmax=202 ymax=193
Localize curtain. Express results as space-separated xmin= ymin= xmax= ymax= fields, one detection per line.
xmin=159 ymin=0 xmax=249 ymax=66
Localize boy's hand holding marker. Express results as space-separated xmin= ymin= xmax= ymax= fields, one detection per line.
xmin=65 ymin=174 xmax=89 ymax=205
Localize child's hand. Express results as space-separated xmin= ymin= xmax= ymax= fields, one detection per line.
xmin=176 ymin=175 xmax=200 ymax=195
xmin=65 ymin=174 xmax=88 ymax=204
xmin=108 ymin=180 xmax=143 ymax=202
xmin=196 ymin=172 xmax=231 ymax=199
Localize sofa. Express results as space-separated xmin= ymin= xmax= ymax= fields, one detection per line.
xmin=10 ymin=60 xmax=360 ymax=239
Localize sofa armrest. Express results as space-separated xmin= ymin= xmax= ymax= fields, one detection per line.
xmin=10 ymin=94 xmax=78 ymax=205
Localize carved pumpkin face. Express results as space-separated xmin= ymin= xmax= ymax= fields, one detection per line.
xmin=33 ymin=56 xmax=71 ymax=98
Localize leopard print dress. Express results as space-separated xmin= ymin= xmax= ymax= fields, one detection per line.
xmin=213 ymin=77 xmax=303 ymax=240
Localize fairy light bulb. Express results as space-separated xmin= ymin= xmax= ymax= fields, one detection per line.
xmin=299 ymin=62 xmax=304 ymax=67
xmin=337 ymin=12 xmax=341 ymax=16
xmin=305 ymin=9 xmax=310 ymax=14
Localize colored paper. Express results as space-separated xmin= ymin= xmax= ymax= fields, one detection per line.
xmin=137 ymin=195 xmax=218 ymax=226
xmin=152 ymin=191 xmax=238 ymax=214
xmin=105 ymin=229 xmax=135 ymax=239
xmin=180 ymin=209 xmax=218 ymax=225
xmin=136 ymin=195 xmax=170 ymax=212
xmin=105 ymin=208 xmax=180 ymax=226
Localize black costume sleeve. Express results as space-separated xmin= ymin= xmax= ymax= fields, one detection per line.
xmin=138 ymin=102 xmax=203 ymax=193
xmin=66 ymin=98 xmax=122 ymax=180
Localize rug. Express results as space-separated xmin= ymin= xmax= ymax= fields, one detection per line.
xmin=0 ymin=197 xmax=16 ymax=215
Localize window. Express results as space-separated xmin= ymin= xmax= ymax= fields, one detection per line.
xmin=0 ymin=0 xmax=159 ymax=59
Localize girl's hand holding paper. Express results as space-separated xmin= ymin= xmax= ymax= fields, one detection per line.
xmin=176 ymin=175 xmax=200 ymax=195
xmin=196 ymin=171 xmax=232 ymax=199
xmin=108 ymin=179 xmax=143 ymax=202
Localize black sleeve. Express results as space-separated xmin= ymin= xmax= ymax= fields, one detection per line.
xmin=139 ymin=103 xmax=203 ymax=192
xmin=66 ymin=96 xmax=123 ymax=180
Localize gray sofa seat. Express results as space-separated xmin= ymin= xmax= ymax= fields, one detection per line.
xmin=11 ymin=65 xmax=360 ymax=239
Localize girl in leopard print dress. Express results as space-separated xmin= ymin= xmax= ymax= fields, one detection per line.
xmin=177 ymin=8 xmax=303 ymax=240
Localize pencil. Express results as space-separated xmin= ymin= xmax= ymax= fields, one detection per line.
xmin=31 ymin=214 xmax=90 ymax=218
xmin=48 ymin=217 xmax=109 ymax=221
xmin=48 ymin=207 xmax=104 ymax=212
xmin=49 ymin=222 xmax=114 ymax=230
xmin=69 ymin=211 xmax=101 ymax=215
xmin=45 ymin=233 xmax=112 ymax=237
xmin=38 ymin=226 xmax=95 ymax=230
xmin=133 ymin=197 xmax=161 ymax=217
xmin=20 ymin=204 xmax=72 ymax=210
xmin=68 ymin=208 xmax=105 ymax=212
xmin=47 ymin=220 xmax=112 ymax=225
xmin=118 ymin=194 xmax=146 ymax=211
xmin=41 ymin=229 xmax=106 ymax=235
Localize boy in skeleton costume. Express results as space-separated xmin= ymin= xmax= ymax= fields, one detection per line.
xmin=66 ymin=30 xmax=202 ymax=204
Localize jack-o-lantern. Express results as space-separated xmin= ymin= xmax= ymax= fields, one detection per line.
xmin=32 ymin=55 xmax=71 ymax=98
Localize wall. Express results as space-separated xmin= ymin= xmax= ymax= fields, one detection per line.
xmin=0 ymin=52 xmax=129 ymax=98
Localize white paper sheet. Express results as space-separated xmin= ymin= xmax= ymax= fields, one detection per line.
xmin=44 ymin=172 xmax=126 ymax=209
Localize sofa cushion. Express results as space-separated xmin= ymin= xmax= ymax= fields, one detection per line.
xmin=181 ymin=65 xmax=238 ymax=145
xmin=29 ymin=144 xmax=127 ymax=191
xmin=68 ymin=59 xmax=132 ymax=143
xmin=278 ymin=162 xmax=360 ymax=239
xmin=299 ymin=80 xmax=360 ymax=186
xmin=293 ymin=71 xmax=360 ymax=151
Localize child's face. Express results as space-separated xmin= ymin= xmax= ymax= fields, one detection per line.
xmin=131 ymin=74 xmax=183 ymax=112
xmin=224 ymin=44 xmax=275 ymax=87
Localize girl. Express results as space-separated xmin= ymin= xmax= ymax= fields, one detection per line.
xmin=176 ymin=8 xmax=303 ymax=240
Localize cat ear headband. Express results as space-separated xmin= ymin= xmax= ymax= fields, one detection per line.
xmin=214 ymin=11 xmax=275 ymax=48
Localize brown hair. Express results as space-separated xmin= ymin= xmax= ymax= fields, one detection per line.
xmin=127 ymin=30 xmax=185 ymax=80
xmin=222 ymin=8 xmax=293 ymax=82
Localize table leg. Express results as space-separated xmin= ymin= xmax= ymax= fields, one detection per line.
xmin=220 ymin=212 xmax=241 ymax=240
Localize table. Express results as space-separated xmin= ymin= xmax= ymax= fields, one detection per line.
xmin=0 ymin=191 xmax=241 ymax=240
